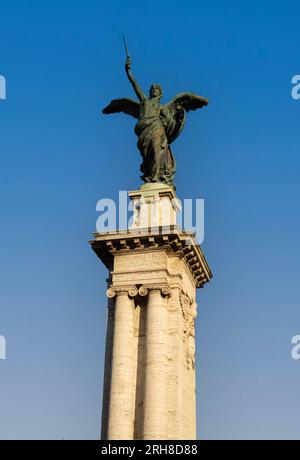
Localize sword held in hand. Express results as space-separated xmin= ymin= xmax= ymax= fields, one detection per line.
xmin=122 ymin=33 xmax=131 ymax=70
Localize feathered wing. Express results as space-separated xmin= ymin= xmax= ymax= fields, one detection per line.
xmin=102 ymin=98 xmax=140 ymax=119
xmin=166 ymin=92 xmax=209 ymax=112
xmin=161 ymin=92 xmax=209 ymax=144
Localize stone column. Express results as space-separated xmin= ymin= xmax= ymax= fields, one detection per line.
xmin=143 ymin=286 xmax=170 ymax=440
xmin=100 ymin=298 xmax=114 ymax=440
xmin=106 ymin=287 xmax=137 ymax=440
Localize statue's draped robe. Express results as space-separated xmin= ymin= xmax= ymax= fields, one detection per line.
xmin=134 ymin=117 xmax=174 ymax=185
xmin=134 ymin=107 xmax=185 ymax=186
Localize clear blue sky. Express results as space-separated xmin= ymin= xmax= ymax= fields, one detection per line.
xmin=1 ymin=0 xmax=300 ymax=440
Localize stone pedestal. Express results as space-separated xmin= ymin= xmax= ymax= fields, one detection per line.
xmin=90 ymin=184 xmax=212 ymax=440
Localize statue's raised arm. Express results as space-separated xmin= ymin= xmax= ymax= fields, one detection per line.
xmin=125 ymin=57 xmax=146 ymax=102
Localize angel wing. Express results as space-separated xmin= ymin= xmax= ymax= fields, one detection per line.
xmin=102 ymin=98 xmax=140 ymax=119
xmin=164 ymin=92 xmax=208 ymax=113
xmin=161 ymin=92 xmax=209 ymax=144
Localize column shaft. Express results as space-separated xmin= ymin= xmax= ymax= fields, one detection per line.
xmin=107 ymin=292 xmax=135 ymax=440
xmin=100 ymin=299 xmax=114 ymax=439
xmin=143 ymin=289 xmax=169 ymax=439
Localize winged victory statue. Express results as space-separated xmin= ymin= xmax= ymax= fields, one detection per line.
xmin=102 ymin=54 xmax=208 ymax=188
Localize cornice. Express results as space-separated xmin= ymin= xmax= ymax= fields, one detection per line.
xmin=90 ymin=225 xmax=212 ymax=289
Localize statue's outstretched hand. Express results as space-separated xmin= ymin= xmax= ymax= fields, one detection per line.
xmin=125 ymin=56 xmax=131 ymax=71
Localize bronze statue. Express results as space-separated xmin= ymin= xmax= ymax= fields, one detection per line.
xmin=103 ymin=53 xmax=208 ymax=187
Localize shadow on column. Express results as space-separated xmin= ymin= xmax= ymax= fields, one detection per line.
xmin=100 ymin=297 xmax=115 ymax=440
xmin=133 ymin=297 xmax=147 ymax=439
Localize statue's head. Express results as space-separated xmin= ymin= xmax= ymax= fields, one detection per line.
xmin=150 ymin=84 xmax=163 ymax=100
